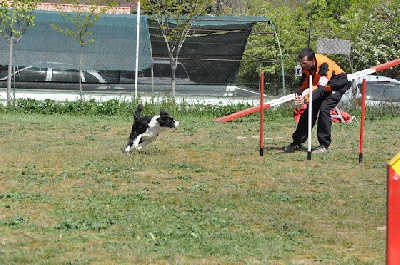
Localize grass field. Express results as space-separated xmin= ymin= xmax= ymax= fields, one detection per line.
xmin=0 ymin=108 xmax=398 ymax=264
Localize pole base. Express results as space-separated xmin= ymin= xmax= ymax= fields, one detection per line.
xmin=307 ymin=151 xmax=312 ymax=160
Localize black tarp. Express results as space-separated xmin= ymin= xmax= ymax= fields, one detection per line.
xmin=148 ymin=16 xmax=271 ymax=84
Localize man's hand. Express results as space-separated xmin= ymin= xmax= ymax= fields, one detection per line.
xmin=294 ymin=95 xmax=306 ymax=105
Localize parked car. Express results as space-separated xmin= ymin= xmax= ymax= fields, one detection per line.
xmin=0 ymin=64 xmax=111 ymax=84
xmin=1 ymin=60 xmax=259 ymax=96
xmin=340 ymin=75 xmax=400 ymax=106
xmin=0 ymin=59 xmax=192 ymax=85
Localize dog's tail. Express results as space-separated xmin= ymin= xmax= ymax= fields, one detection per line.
xmin=134 ymin=104 xmax=143 ymax=123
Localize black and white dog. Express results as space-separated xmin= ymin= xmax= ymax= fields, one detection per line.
xmin=124 ymin=104 xmax=180 ymax=152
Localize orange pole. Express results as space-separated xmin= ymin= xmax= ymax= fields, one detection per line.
xmin=260 ymin=72 xmax=265 ymax=156
xmin=359 ymin=78 xmax=366 ymax=163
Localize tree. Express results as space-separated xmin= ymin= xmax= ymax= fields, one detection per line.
xmin=241 ymin=0 xmax=400 ymax=94
xmin=211 ymin=0 xmax=252 ymax=16
xmin=240 ymin=0 xmax=310 ymax=93
xmin=351 ymin=1 xmax=400 ymax=77
xmin=142 ymin=0 xmax=212 ymax=97
xmin=51 ymin=0 xmax=111 ymax=100
xmin=0 ymin=0 xmax=38 ymax=105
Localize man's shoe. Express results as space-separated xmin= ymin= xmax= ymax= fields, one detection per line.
xmin=284 ymin=143 xmax=302 ymax=153
xmin=313 ymin=145 xmax=329 ymax=154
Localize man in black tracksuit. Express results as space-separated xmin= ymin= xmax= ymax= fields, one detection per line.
xmin=284 ymin=48 xmax=352 ymax=154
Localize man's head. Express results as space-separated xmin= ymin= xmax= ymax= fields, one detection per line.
xmin=298 ymin=48 xmax=316 ymax=71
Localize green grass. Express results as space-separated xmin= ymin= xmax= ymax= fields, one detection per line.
xmin=0 ymin=108 xmax=398 ymax=264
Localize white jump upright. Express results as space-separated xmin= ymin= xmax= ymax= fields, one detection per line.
xmin=307 ymin=75 xmax=312 ymax=160
xmin=134 ymin=0 xmax=141 ymax=98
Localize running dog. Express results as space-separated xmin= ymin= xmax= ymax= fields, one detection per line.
xmin=124 ymin=104 xmax=180 ymax=152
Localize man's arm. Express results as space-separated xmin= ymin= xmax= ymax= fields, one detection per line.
xmin=296 ymin=73 xmax=309 ymax=95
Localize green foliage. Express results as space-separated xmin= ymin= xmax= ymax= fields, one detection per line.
xmin=296 ymin=0 xmax=400 ymax=75
xmin=0 ymin=0 xmax=38 ymax=105
xmin=51 ymin=1 xmax=108 ymax=48
xmin=352 ymin=1 xmax=400 ymax=74
xmin=0 ymin=0 xmax=38 ymax=41
xmin=1 ymin=214 xmax=31 ymax=227
xmin=0 ymin=97 xmax=257 ymax=118
xmin=1 ymin=97 xmax=398 ymax=121
xmin=242 ymin=1 xmax=310 ymax=93
xmin=238 ymin=0 xmax=400 ymax=92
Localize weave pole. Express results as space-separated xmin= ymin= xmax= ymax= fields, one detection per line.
xmin=387 ymin=152 xmax=400 ymax=265
xmin=307 ymin=75 xmax=313 ymax=160
xmin=359 ymin=78 xmax=366 ymax=163
xmin=259 ymin=72 xmax=265 ymax=156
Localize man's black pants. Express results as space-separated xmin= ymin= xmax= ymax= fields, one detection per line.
xmin=292 ymin=85 xmax=350 ymax=147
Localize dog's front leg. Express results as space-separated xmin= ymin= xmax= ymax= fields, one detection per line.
xmin=132 ymin=135 xmax=143 ymax=150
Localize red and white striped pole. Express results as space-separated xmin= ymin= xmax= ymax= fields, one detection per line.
xmin=387 ymin=152 xmax=400 ymax=265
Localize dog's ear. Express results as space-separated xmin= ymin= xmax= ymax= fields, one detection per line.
xmin=160 ymin=110 xmax=168 ymax=116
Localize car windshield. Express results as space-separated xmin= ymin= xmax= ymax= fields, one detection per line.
xmin=366 ymin=82 xmax=400 ymax=101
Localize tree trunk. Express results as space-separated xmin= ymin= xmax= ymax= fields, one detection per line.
xmin=7 ymin=38 xmax=14 ymax=105
xmin=171 ymin=59 xmax=177 ymax=97
xmin=79 ymin=46 xmax=83 ymax=101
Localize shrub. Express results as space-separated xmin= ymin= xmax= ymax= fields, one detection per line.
xmin=1 ymin=97 xmax=398 ymax=119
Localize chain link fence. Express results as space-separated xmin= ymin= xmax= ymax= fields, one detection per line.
xmin=5 ymin=14 xmax=396 ymax=100
xmin=1 ymin=13 xmax=281 ymax=99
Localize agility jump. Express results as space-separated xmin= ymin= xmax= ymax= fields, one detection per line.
xmin=216 ymin=59 xmax=400 ymax=161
